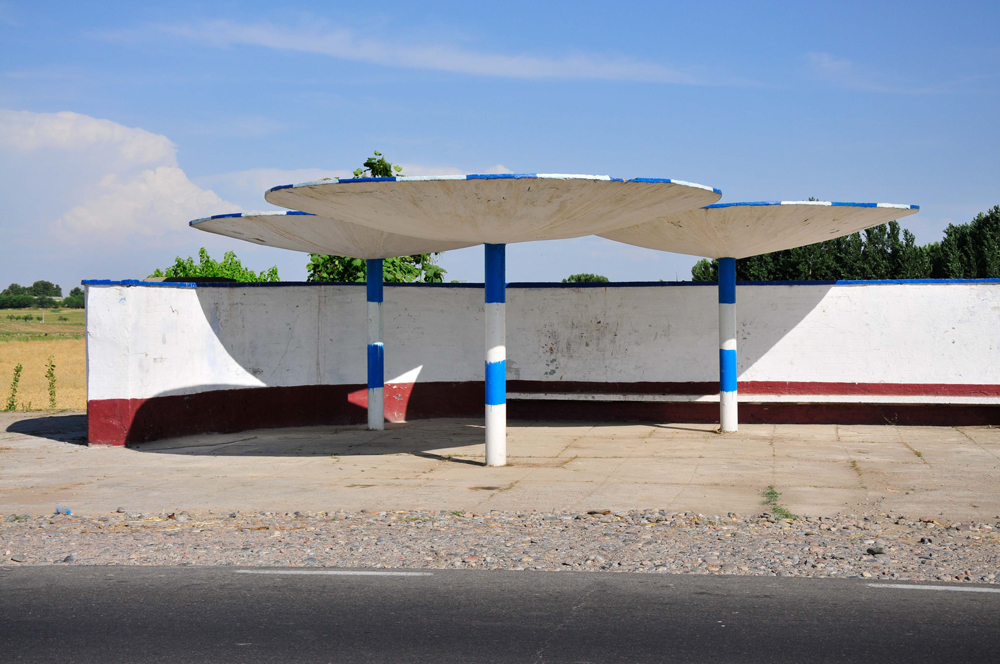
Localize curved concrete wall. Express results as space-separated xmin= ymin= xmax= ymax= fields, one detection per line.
xmin=84 ymin=280 xmax=1000 ymax=445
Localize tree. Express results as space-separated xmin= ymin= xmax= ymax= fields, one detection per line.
xmin=150 ymin=248 xmax=280 ymax=282
xmin=29 ymin=280 xmax=62 ymax=297
xmin=307 ymin=151 xmax=447 ymax=284
xmin=563 ymin=273 xmax=610 ymax=283
xmin=1 ymin=283 xmax=28 ymax=297
xmin=692 ymin=220 xmax=937 ymax=282
xmin=63 ymin=287 xmax=85 ymax=309
xmin=933 ymin=205 xmax=1000 ymax=278
xmin=307 ymin=254 xmax=445 ymax=283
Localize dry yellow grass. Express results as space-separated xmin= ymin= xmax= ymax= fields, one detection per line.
xmin=0 ymin=339 xmax=86 ymax=411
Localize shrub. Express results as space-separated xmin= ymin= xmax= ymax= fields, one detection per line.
xmin=63 ymin=291 xmax=85 ymax=309
xmin=150 ymin=248 xmax=279 ymax=282
xmin=563 ymin=273 xmax=610 ymax=283
xmin=0 ymin=294 xmax=35 ymax=309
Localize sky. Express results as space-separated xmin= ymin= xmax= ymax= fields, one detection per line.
xmin=1 ymin=1 xmax=997 ymax=290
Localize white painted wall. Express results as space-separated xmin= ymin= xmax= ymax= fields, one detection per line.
xmin=86 ymin=282 xmax=1000 ymax=402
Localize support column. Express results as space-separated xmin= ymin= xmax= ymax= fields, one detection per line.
xmin=367 ymin=259 xmax=384 ymax=431
xmin=718 ymin=257 xmax=738 ymax=432
xmin=484 ymin=244 xmax=506 ymax=466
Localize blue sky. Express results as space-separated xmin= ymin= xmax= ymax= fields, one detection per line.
xmin=1 ymin=1 xmax=997 ymax=290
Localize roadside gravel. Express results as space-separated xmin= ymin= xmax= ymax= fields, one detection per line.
xmin=2 ymin=509 xmax=997 ymax=583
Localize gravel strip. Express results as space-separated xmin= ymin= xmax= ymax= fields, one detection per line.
xmin=2 ymin=509 xmax=998 ymax=583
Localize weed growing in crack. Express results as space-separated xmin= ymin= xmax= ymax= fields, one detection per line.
xmin=762 ymin=485 xmax=796 ymax=520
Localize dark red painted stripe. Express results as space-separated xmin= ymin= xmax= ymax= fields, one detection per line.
xmin=87 ymin=380 xmax=1000 ymax=446
xmin=508 ymin=380 xmax=1000 ymax=397
xmin=88 ymin=381 xmax=484 ymax=446
xmin=508 ymin=400 xmax=1000 ymax=427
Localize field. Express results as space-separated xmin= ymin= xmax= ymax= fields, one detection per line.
xmin=1 ymin=308 xmax=85 ymax=342
xmin=1 ymin=309 xmax=86 ymax=411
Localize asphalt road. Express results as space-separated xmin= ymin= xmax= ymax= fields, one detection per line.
xmin=1 ymin=567 xmax=998 ymax=663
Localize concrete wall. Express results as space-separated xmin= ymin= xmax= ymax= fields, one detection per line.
xmin=85 ymin=280 xmax=1000 ymax=444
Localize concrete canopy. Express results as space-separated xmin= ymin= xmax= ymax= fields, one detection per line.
xmin=264 ymin=174 xmax=722 ymax=244
xmin=600 ymin=201 xmax=920 ymax=259
xmin=189 ymin=211 xmax=476 ymax=259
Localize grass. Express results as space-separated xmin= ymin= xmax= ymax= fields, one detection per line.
xmin=0 ymin=308 xmax=84 ymax=342
xmin=762 ymin=485 xmax=796 ymax=520
xmin=0 ymin=339 xmax=86 ymax=411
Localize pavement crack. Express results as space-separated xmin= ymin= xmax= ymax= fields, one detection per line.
xmin=955 ymin=427 xmax=999 ymax=460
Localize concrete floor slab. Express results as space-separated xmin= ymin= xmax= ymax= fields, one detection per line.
xmin=3 ymin=413 xmax=1000 ymax=521
xmin=474 ymin=479 xmax=607 ymax=512
xmin=835 ymin=425 xmax=904 ymax=443
xmin=841 ymin=442 xmax=924 ymax=464
xmin=772 ymin=460 xmax=862 ymax=490
xmin=957 ymin=426 xmax=1000 ymax=447
xmin=778 ymin=486 xmax=872 ymax=516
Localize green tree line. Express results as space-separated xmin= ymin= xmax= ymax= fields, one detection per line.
xmin=1 ymin=282 xmax=83 ymax=309
xmin=692 ymin=205 xmax=1000 ymax=281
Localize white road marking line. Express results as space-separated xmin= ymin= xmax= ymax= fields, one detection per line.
xmin=867 ymin=583 xmax=1000 ymax=594
xmin=235 ymin=570 xmax=433 ymax=577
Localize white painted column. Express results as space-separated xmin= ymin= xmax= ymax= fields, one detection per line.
xmin=366 ymin=259 xmax=384 ymax=431
xmin=718 ymin=257 xmax=738 ymax=432
xmin=484 ymin=244 xmax=506 ymax=466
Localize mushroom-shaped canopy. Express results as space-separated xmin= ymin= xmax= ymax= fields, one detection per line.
xmin=189 ymin=211 xmax=476 ymax=259
xmin=600 ymin=201 xmax=920 ymax=259
xmin=264 ymin=174 xmax=722 ymax=245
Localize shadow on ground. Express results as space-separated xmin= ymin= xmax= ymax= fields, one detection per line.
xmin=131 ymin=419 xmax=492 ymax=462
xmin=5 ymin=414 xmax=87 ymax=445
xmin=129 ymin=417 xmax=723 ymax=462
xmin=5 ymin=412 xmax=722 ymax=464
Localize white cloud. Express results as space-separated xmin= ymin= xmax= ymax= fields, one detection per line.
xmin=0 ymin=109 xmax=174 ymax=166
xmin=54 ymin=166 xmax=234 ymax=238
xmin=105 ymin=21 xmax=702 ymax=84
xmin=0 ymin=109 xmax=239 ymax=242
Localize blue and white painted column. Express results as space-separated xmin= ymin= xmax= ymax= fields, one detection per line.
xmin=484 ymin=244 xmax=506 ymax=466
xmin=366 ymin=259 xmax=384 ymax=431
xmin=718 ymin=257 xmax=738 ymax=432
